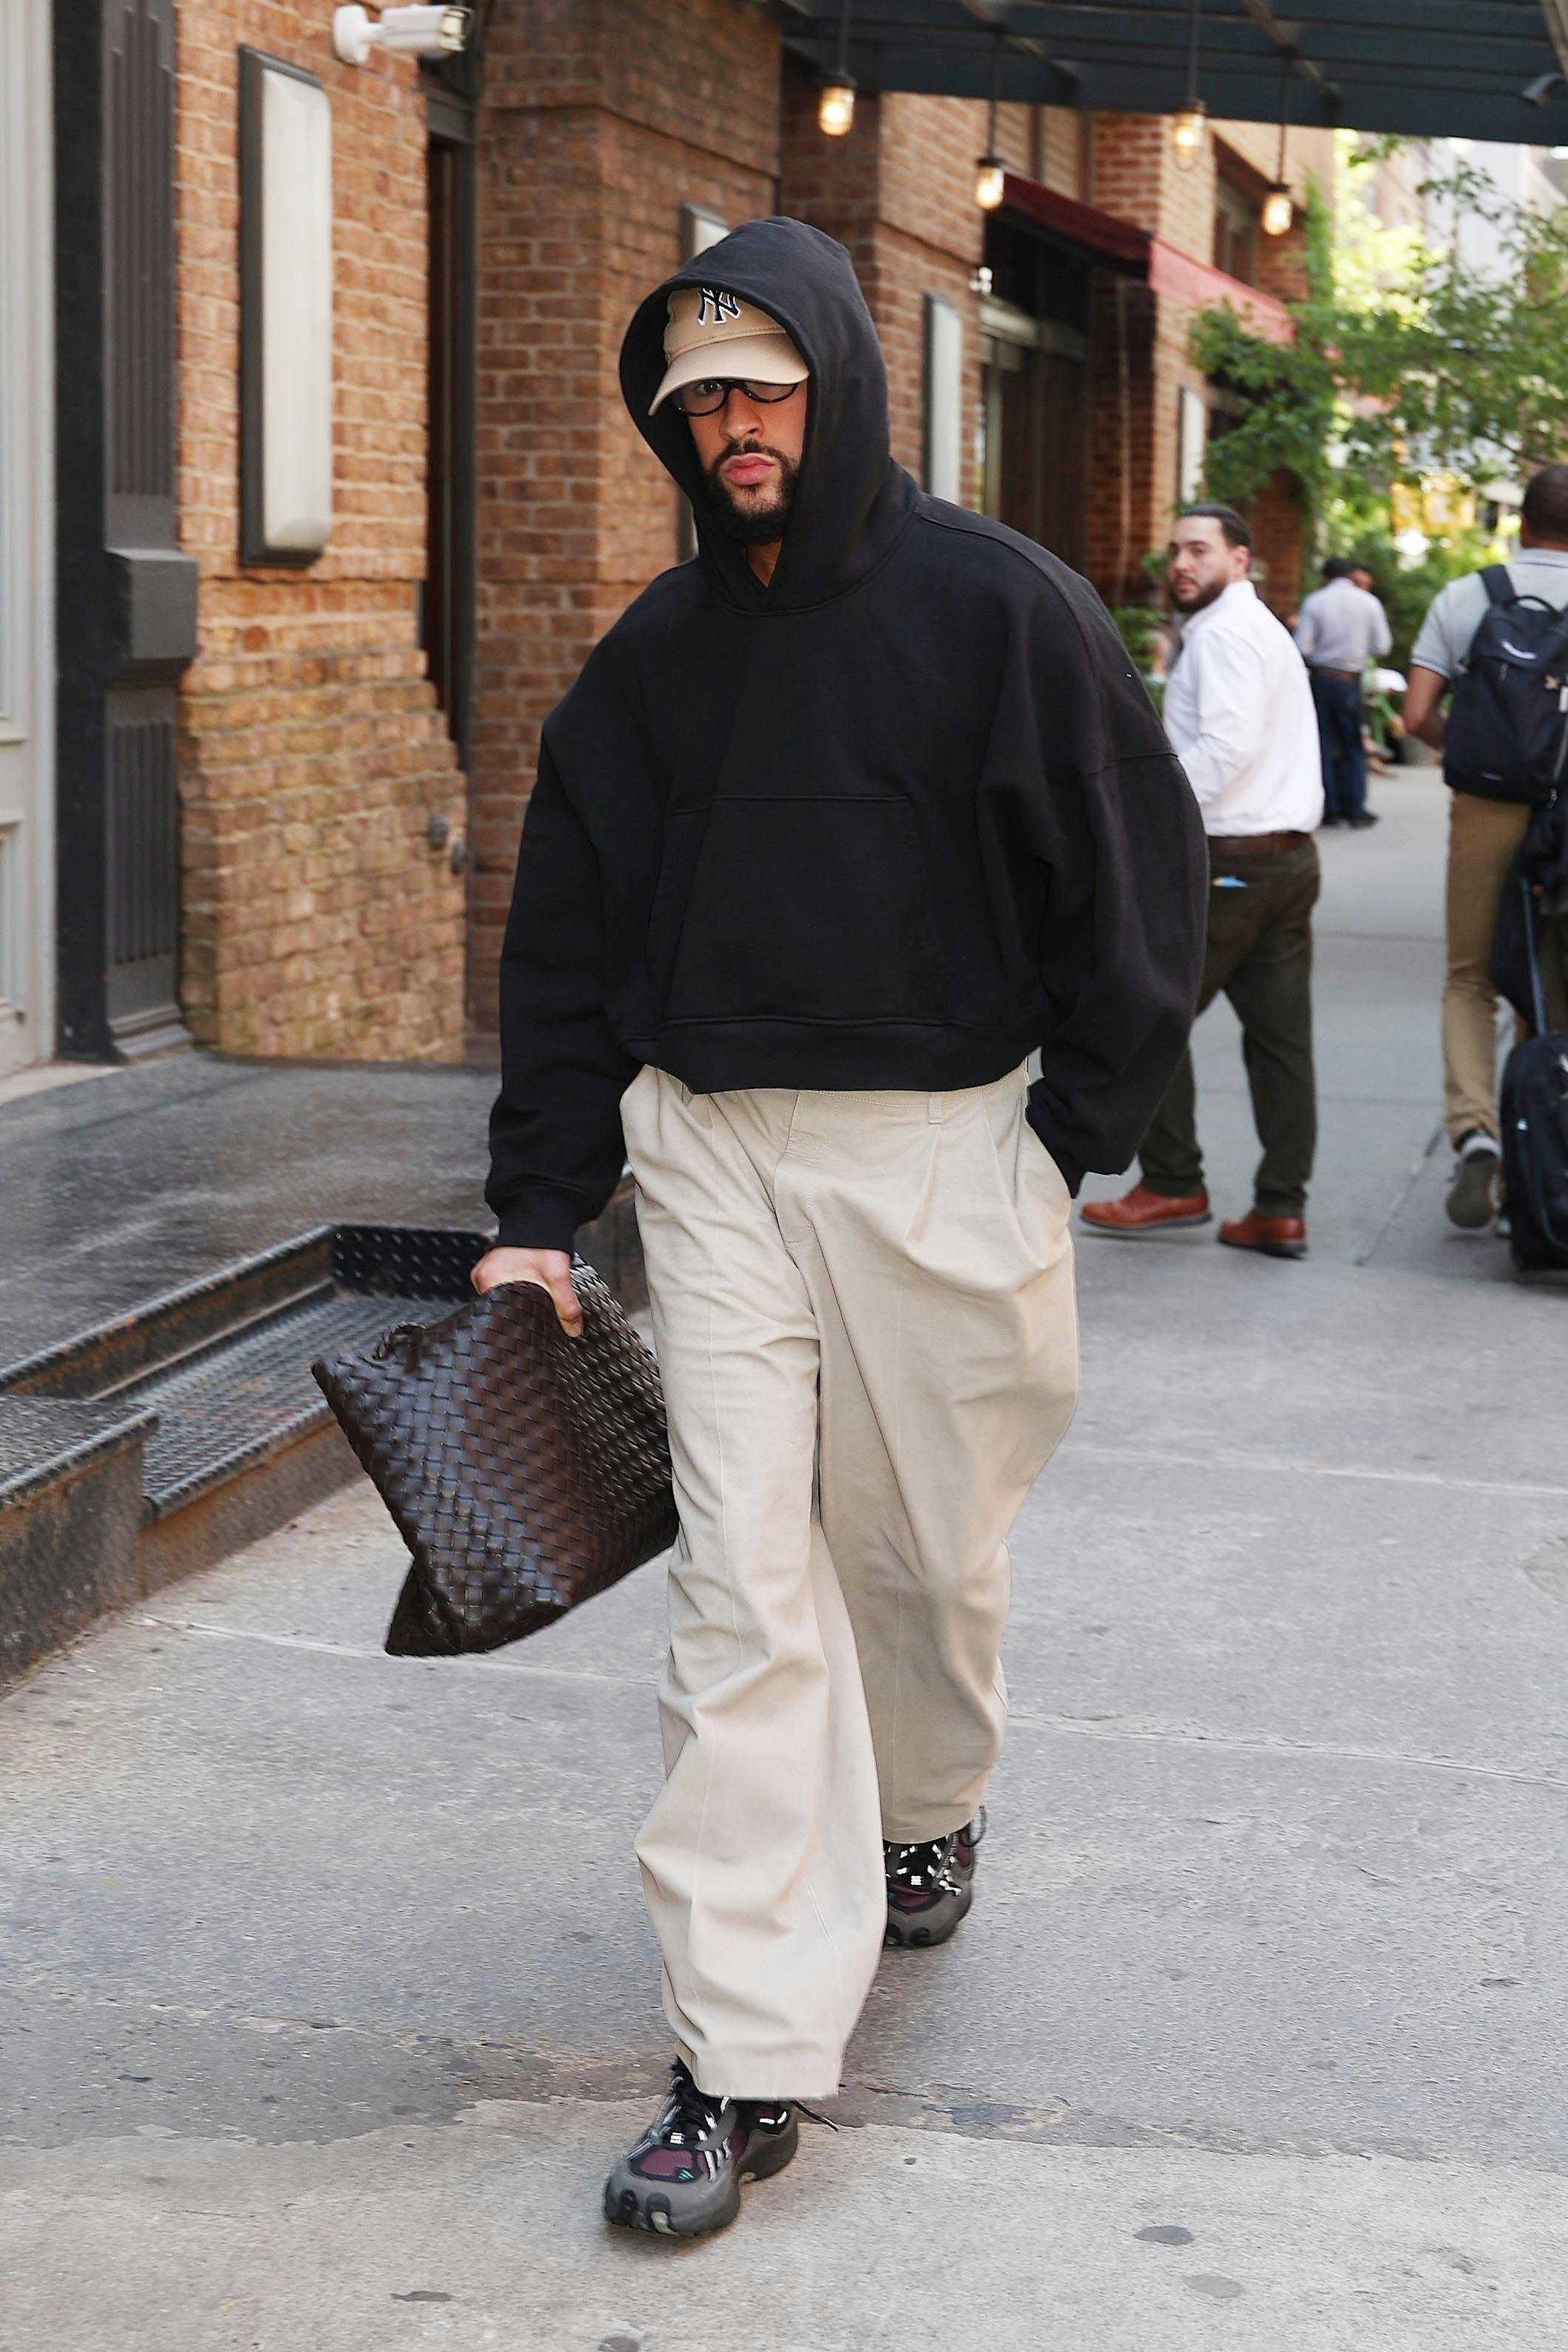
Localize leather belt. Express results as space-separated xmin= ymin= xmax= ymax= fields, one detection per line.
xmin=1309 ymin=664 xmax=1361 ymax=681
xmin=1207 ymin=830 xmax=1311 ymax=853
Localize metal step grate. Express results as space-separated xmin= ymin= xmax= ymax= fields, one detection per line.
xmin=126 ymin=1288 xmax=451 ymax=1519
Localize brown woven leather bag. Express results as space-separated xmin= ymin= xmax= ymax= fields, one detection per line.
xmin=311 ymin=1262 xmax=677 ymax=1657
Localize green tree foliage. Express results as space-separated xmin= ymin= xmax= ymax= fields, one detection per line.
xmin=1193 ymin=143 xmax=1568 ymax=523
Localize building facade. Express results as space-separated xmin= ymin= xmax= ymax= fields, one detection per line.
xmin=7 ymin=0 xmax=1330 ymax=1083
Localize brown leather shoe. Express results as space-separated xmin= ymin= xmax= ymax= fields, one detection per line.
xmin=1218 ymin=1209 xmax=1307 ymax=1259
xmin=1081 ymin=1183 xmax=1212 ymax=1235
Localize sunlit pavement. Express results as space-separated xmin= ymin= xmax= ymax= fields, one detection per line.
xmin=3 ymin=768 xmax=1567 ymax=2350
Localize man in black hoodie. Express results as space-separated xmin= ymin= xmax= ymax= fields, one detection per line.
xmin=473 ymin=219 xmax=1206 ymax=2237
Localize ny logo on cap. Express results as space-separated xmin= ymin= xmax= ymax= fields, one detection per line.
xmin=695 ymin=287 xmax=743 ymax=327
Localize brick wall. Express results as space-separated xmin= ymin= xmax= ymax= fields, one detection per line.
xmin=168 ymin=1 xmax=1340 ymax=1061
xmin=468 ymin=0 xmax=780 ymax=1032
xmin=174 ymin=2 xmax=467 ymax=1060
xmin=779 ymin=75 xmax=983 ymax=499
xmin=1249 ymin=471 xmax=1308 ymax=613
xmin=1083 ymin=115 xmax=1332 ymax=608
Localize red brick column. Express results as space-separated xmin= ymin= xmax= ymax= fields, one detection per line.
xmin=174 ymin=4 xmax=467 ymax=1061
xmin=779 ymin=67 xmax=984 ymax=501
xmin=467 ymin=0 xmax=780 ymax=1035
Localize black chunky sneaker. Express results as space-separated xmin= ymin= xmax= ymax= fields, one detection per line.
xmin=603 ymin=2059 xmax=800 ymax=2237
xmin=884 ymin=1807 xmax=985 ymax=1949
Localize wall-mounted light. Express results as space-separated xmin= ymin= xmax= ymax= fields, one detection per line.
xmin=333 ymin=5 xmax=471 ymax=67
xmin=1261 ymin=50 xmax=1295 ymax=235
xmin=1171 ymin=0 xmax=1207 ymax=168
xmin=818 ymin=0 xmax=856 ymax=135
xmin=975 ymin=29 xmax=1006 ymax=210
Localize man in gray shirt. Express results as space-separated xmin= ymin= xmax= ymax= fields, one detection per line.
xmin=1295 ymin=557 xmax=1392 ymax=828
xmin=1405 ymin=464 xmax=1568 ymax=1227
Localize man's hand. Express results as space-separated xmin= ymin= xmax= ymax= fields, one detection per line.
xmin=1402 ymin=664 xmax=1448 ymax=751
xmin=469 ymin=1246 xmax=583 ymax=1337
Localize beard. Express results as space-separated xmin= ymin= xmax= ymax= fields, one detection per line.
xmin=703 ymin=442 xmax=800 ymax=545
xmin=1169 ymin=576 xmax=1227 ymax=614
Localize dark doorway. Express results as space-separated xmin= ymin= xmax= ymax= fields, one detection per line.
xmin=979 ymin=216 xmax=1090 ymax=571
xmin=54 ymin=0 xmax=197 ymax=1062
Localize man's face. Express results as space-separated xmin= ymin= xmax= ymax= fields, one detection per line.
xmin=685 ymin=381 xmax=808 ymax=546
xmin=1168 ymin=516 xmax=1250 ymax=613
xmin=1349 ymin=564 xmax=1374 ymax=592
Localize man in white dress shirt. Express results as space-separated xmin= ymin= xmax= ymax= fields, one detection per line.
xmin=1083 ymin=504 xmax=1325 ymax=1258
xmin=1295 ymin=556 xmax=1392 ymax=828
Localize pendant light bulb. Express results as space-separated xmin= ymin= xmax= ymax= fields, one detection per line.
xmin=818 ymin=77 xmax=856 ymax=136
xmin=974 ymin=27 xmax=1006 ymax=211
xmin=819 ymin=0 xmax=856 ymax=138
xmin=1261 ymin=182 xmax=1294 ymax=236
xmin=1261 ymin=52 xmax=1295 ymax=232
xmin=1171 ymin=100 xmax=1207 ymax=168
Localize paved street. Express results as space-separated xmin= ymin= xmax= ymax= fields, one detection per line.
xmin=4 ymin=768 xmax=1568 ymax=2349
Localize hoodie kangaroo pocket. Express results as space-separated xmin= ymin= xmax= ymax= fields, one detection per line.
xmin=652 ymin=795 xmax=947 ymax=1025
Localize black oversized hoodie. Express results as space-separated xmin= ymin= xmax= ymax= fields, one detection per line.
xmin=486 ymin=217 xmax=1207 ymax=1250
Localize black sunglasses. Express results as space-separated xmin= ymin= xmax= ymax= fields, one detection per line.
xmin=672 ymin=377 xmax=802 ymax=417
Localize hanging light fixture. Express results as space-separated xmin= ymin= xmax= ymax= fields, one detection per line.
xmin=1171 ymin=0 xmax=1207 ymax=168
xmin=818 ymin=0 xmax=856 ymax=136
xmin=1261 ymin=50 xmax=1295 ymax=234
xmin=974 ymin=29 xmax=1006 ymax=210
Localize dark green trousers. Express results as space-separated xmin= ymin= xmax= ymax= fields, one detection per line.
xmin=1139 ymin=836 xmax=1321 ymax=1218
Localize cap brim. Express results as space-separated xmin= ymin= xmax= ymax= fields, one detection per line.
xmin=650 ymin=335 xmax=810 ymax=414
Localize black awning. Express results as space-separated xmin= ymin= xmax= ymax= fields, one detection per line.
xmin=780 ymin=0 xmax=1568 ymax=146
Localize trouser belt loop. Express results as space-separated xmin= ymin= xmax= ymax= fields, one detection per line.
xmin=927 ymin=1092 xmax=947 ymax=1124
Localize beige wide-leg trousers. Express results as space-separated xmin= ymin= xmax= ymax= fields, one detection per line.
xmin=620 ymin=1062 xmax=1080 ymax=2099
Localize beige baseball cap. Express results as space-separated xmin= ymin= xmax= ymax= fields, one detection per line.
xmin=650 ymin=284 xmax=809 ymax=414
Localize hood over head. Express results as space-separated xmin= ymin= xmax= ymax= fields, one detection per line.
xmin=618 ymin=215 xmax=916 ymax=613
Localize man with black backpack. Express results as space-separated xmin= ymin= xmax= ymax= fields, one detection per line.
xmin=1405 ymin=465 xmax=1568 ymax=1230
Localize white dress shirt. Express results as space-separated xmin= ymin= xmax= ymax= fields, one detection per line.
xmin=1164 ymin=579 xmax=1323 ymax=837
xmin=1295 ymin=576 xmax=1393 ymax=671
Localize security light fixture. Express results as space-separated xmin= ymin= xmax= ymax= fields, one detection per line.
xmin=1261 ymin=50 xmax=1295 ymax=236
xmin=332 ymin=5 xmax=471 ymax=66
xmin=975 ymin=30 xmax=1006 ymax=211
xmin=1171 ymin=0 xmax=1207 ymax=169
xmin=818 ymin=0 xmax=856 ymax=135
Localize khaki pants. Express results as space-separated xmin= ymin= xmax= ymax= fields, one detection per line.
xmin=1444 ymin=791 xmax=1531 ymax=1144
xmin=621 ymin=1063 xmax=1079 ymax=2099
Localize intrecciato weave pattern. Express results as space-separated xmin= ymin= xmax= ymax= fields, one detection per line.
xmin=311 ymin=1262 xmax=677 ymax=1657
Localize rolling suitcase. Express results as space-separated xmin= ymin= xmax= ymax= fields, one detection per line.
xmin=1499 ymin=873 xmax=1568 ymax=1275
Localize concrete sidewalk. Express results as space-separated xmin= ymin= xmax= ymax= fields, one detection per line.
xmin=4 ymin=770 xmax=1568 ymax=2350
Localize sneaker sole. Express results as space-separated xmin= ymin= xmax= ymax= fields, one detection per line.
xmin=884 ymin=1878 xmax=974 ymax=1949
xmin=1447 ymin=1155 xmax=1499 ymax=1230
xmin=604 ymin=2116 xmax=800 ymax=2239
xmin=1080 ymin=1212 xmax=1213 ymax=1237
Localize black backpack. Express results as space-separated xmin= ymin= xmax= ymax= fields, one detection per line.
xmin=1499 ymin=873 xmax=1568 ymax=1275
xmin=1444 ymin=565 xmax=1568 ymax=805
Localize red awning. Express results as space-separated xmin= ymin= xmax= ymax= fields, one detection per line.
xmin=1000 ymin=173 xmax=1295 ymax=348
